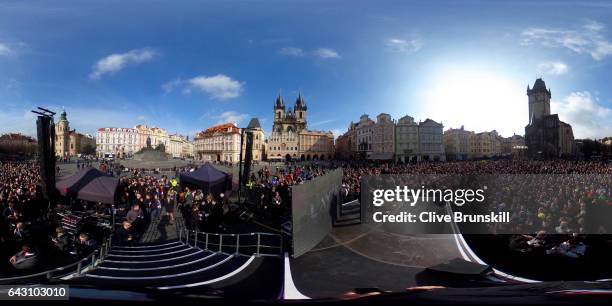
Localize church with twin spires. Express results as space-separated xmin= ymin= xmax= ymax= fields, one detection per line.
xmin=267 ymin=93 xmax=335 ymax=161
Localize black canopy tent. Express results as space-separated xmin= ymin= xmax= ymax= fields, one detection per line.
xmin=55 ymin=167 xmax=119 ymax=204
xmin=180 ymin=163 xmax=233 ymax=195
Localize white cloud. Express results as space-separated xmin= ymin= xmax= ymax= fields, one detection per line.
xmin=214 ymin=111 xmax=249 ymax=126
xmin=521 ymin=21 xmax=612 ymax=60
xmin=385 ymin=38 xmax=422 ymax=52
xmin=89 ymin=48 xmax=158 ymax=80
xmin=279 ymin=47 xmax=305 ymax=57
xmin=551 ymin=91 xmax=612 ymax=139
xmin=164 ymin=74 xmax=243 ymax=100
xmin=161 ymin=79 xmax=181 ymax=94
xmin=314 ymin=48 xmax=340 ymax=59
xmin=0 ymin=43 xmax=12 ymax=56
xmin=537 ymin=61 xmax=569 ymax=76
xmin=279 ymin=47 xmax=341 ymax=59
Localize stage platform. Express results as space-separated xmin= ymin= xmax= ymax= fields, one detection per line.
xmin=289 ymin=223 xmax=464 ymax=299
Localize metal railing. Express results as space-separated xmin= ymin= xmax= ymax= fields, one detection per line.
xmin=0 ymin=236 xmax=113 ymax=285
xmin=178 ymin=228 xmax=283 ymax=258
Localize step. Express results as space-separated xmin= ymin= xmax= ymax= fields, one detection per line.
xmin=158 ymin=255 xmax=257 ymax=290
xmin=90 ymin=252 xmax=225 ymax=278
xmin=108 ymin=243 xmax=188 ymax=255
xmin=101 ymin=249 xmax=206 ymax=268
xmin=336 ymin=212 xmax=360 ymax=221
xmin=83 ymin=255 xmax=251 ymax=287
xmin=340 ymin=206 xmax=361 ymax=215
xmin=105 ymin=246 xmax=195 ymax=261
xmin=96 ymin=251 xmax=217 ymax=272
xmin=112 ymin=240 xmax=183 ymax=250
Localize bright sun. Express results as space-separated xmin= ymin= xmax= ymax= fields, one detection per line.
xmin=417 ymin=69 xmax=528 ymax=137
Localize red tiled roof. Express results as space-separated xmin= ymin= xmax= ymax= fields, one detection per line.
xmin=195 ymin=123 xmax=240 ymax=139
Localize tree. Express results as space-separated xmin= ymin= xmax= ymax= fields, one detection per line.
xmin=81 ymin=143 xmax=96 ymax=155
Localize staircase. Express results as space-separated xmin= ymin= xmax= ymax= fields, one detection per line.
xmin=334 ymin=200 xmax=361 ymax=227
xmin=78 ymin=239 xmax=256 ymax=290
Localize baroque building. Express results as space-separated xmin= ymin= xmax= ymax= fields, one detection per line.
xmin=395 ymin=115 xmax=420 ymax=162
xmin=194 ymin=123 xmax=241 ymax=163
xmin=371 ymin=113 xmax=395 ymax=160
xmin=55 ymin=110 xmax=96 ymax=157
xmin=194 ymin=118 xmax=265 ymax=163
xmin=267 ymin=94 xmax=334 ymax=161
xmin=418 ymin=118 xmax=445 ymax=161
xmin=524 ymin=78 xmax=574 ymax=158
xmin=96 ymin=124 xmax=192 ymax=158
xmin=443 ymin=125 xmax=473 ymax=161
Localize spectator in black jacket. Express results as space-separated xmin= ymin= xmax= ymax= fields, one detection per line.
xmin=74 ymin=233 xmax=98 ymax=257
xmin=52 ymin=227 xmax=72 ymax=253
xmin=9 ymin=244 xmax=40 ymax=270
xmin=116 ymin=221 xmax=137 ymax=246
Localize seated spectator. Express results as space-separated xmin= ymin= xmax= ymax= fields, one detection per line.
xmin=2 ymin=202 xmax=16 ymax=222
xmin=13 ymin=222 xmax=28 ymax=244
xmin=9 ymin=244 xmax=40 ymax=270
xmin=547 ymin=234 xmax=587 ymax=258
xmin=526 ymin=230 xmax=547 ymax=249
xmin=52 ymin=227 xmax=72 ymax=253
xmin=74 ymin=233 xmax=98 ymax=257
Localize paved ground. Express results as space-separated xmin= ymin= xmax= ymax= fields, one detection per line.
xmin=139 ymin=207 xmax=186 ymax=243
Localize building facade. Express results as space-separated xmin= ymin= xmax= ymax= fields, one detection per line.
xmin=524 ymin=78 xmax=574 ymax=158
xmin=96 ymin=127 xmax=142 ymax=158
xmin=194 ymin=123 xmax=241 ymax=163
xmin=0 ymin=133 xmax=37 ymax=156
xmin=55 ymin=111 xmax=96 ymax=157
xmin=245 ymin=118 xmax=265 ymax=161
xmin=418 ymin=119 xmax=445 ymax=161
xmin=267 ymin=94 xmax=334 ymax=161
xmin=469 ymin=130 xmax=503 ymax=159
xmin=443 ymin=126 xmax=473 ymax=161
xmin=502 ymin=134 xmax=525 ymax=156
xmin=194 ymin=118 xmax=267 ymax=163
xmin=96 ymin=124 xmax=193 ymax=158
xmin=355 ymin=114 xmax=375 ymax=159
xmin=169 ymin=134 xmax=192 ymax=158
xmin=395 ymin=115 xmax=420 ymax=162
xmin=371 ymin=113 xmax=395 ymax=160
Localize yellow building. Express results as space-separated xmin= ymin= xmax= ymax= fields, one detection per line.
xmin=469 ymin=130 xmax=503 ymax=159
xmin=55 ymin=110 xmax=96 ymax=157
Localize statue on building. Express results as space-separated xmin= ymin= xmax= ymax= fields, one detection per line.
xmin=146 ymin=136 xmax=152 ymax=149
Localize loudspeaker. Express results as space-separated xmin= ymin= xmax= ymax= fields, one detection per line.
xmin=36 ymin=116 xmax=56 ymax=201
xmin=242 ymin=130 xmax=254 ymax=184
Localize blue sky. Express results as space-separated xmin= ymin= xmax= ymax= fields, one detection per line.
xmin=0 ymin=0 xmax=611 ymax=139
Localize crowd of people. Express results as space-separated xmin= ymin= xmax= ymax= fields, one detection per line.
xmin=242 ymin=163 xmax=338 ymax=222
xmin=1 ymin=161 xmax=103 ymax=273
xmin=114 ymin=168 xmax=237 ymax=244
xmin=2 ymin=157 xmax=610 ymax=275
xmin=339 ymin=159 xmax=611 ymax=260
xmin=0 ymin=161 xmax=43 ymax=271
